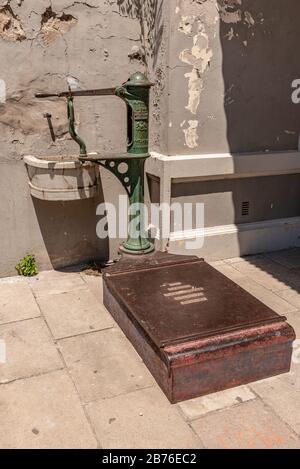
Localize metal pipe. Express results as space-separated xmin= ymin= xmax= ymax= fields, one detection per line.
xmin=35 ymin=88 xmax=116 ymax=99
xmin=67 ymin=97 xmax=87 ymax=156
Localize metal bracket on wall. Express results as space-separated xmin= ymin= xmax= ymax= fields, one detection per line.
xmin=80 ymin=153 xmax=148 ymax=199
xmin=90 ymin=155 xmax=152 ymax=254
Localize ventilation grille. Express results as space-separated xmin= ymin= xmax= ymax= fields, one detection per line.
xmin=241 ymin=201 xmax=250 ymax=216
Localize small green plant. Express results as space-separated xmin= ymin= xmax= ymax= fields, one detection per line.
xmin=15 ymin=254 xmax=38 ymax=277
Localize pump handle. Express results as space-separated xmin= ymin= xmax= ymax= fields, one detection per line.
xmin=35 ymin=88 xmax=116 ymax=99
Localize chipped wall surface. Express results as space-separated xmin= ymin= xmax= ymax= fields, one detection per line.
xmin=0 ymin=4 xmax=26 ymax=41
xmin=1 ymin=0 xmax=300 ymax=274
xmin=168 ymin=0 xmax=300 ymax=154
xmin=0 ymin=0 xmax=147 ymax=160
xmin=168 ymin=0 xmax=225 ymax=153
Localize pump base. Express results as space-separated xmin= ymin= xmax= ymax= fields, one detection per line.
xmin=119 ymin=243 xmax=155 ymax=255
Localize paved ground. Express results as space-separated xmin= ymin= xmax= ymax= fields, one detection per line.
xmin=1 ymin=248 xmax=300 ymax=449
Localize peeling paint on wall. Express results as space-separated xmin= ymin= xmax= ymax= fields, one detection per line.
xmin=0 ymin=0 xmax=149 ymax=161
xmin=0 ymin=79 xmax=6 ymax=104
xmin=218 ymin=0 xmax=242 ymax=24
xmin=177 ymin=4 xmax=214 ymax=115
xmin=180 ymin=28 xmax=213 ymax=114
xmin=183 ymin=120 xmax=199 ymax=148
xmin=128 ymin=45 xmax=145 ymax=63
xmin=174 ymin=0 xmax=261 ymax=151
xmin=40 ymin=7 xmax=77 ymax=45
xmin=244 ymin=11 xmax=255 ymax=27
xmin=218 ymin=0 xmax=262 ymax=42
xmin=67 ymin=76 xmax=80 ymax=91
xmin=0 ymin=5 xmax=25 ymax=42
xmin=176 ymin=0 xmax=217 ymax=149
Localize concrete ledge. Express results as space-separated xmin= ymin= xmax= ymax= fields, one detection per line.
xmin=169 ymin=217 xmax=300 ymax=260
xmin=149 ymin=150 xmax=300 ymax=181
xmin=147 ymin=151 xmax=300 ymax=256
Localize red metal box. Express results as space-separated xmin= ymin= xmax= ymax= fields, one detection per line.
xmin=103 ymin=254 xmax=295 ymax=403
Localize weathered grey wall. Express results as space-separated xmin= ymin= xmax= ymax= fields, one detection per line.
xmin=168 ymin=0 xmax=300 ymax=154
xmin=0 ymin=0 xmax=167 ymax=276
xmin=1 ymin=0 xmax=300 ymax=276
xmin=171 ymin=173 xmax=300 ymax=228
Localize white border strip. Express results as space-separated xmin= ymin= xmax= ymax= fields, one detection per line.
xmin=169 ymin=217 xmax=300 ymax=241
xmin=149 ymin=150 xmax=300 ymax=180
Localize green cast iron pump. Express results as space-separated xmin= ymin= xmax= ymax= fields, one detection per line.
xmin=35 ymin=72 xmax=154 ymax=255
xmin=114 ymin=73 xmax=153 ymax=253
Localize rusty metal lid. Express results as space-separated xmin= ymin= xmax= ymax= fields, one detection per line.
xmin=104 ymin=258 xmax=286 ymax=348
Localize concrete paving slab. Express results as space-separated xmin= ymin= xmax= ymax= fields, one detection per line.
xmin=0 ymin=281 xmax=41 ymax=325
xmin=29 ymin=270 xmax=86 ymax=297
xmin=86 ymin=386 xmax=202 ymax=449
xmin=232 ymin=277 xmax=297 ymax=314
xmin=0 ymin=318 xmax=63 ymax=383
xmin=178 ymin=385 xmax=256 ymax=420
xmin=209 ymin=262 xmax=246 ymax=282
xmin=286 ymin=310 xmax=300 ymax=337
xmin=213 ymin=264 xmax=297 ymax=314
xmin=0 ymin=370 xmax=97 ymax=449
xmin=231 ymin=257 xmax=300 ymax=292
xmin=36 ymin=288 xmax=114 ymax=339
xmin=208 ymin=260 xmax=225 ymax=267
xmin=225 ymin=255 xmax=264 ymax=264
xmin=81 ymin=273 xmax=104 ymax=305
xmin=276 ymin=288 xmax=300 ymax=310
xmin=230 ymin=259 xmax=295 ymax=292
xmin=59 ymin=328 xmax=154 ymax=402
xmin=265 ymin=248 xmax=300 ymax=269
xmin=250 ymin=366 xmax=300 ymax=436
xmin=191 ymin=400 xmax=300 ymax=449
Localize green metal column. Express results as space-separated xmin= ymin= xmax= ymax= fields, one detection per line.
xmin=115 ymin=72 xmax=154 ymax=254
